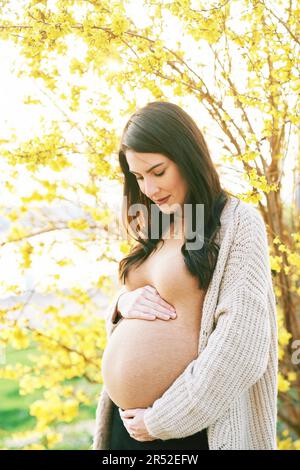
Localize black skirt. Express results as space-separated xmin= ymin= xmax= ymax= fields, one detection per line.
xmin=109 ymin=401 xmax=209 ymax=450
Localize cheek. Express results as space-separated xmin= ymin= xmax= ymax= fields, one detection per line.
xmin=182 ymin=180 xmax=189 ymax=195
xmin=172 ymin=175 xmax=186 ymax=194
xmin=165 ymin=170 xmax=180 ymax=191
xmin=174 ymin=179 xmax=188 ymax=202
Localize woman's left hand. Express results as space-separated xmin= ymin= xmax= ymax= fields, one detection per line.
xmin=119 ymin=408 xmax=157 ymax=442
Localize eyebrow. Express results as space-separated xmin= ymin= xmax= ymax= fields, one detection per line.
xmin=129 ymin=162 xmax=164 ymax=175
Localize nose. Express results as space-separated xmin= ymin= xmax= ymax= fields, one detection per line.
xmin=144 ymin=178 xmax=160 ymax=200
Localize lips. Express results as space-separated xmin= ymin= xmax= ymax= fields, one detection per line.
xmin=155 ymin=196 xmax=170 ymax=204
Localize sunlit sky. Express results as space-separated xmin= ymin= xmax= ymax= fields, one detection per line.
xmin=0 ymin=0 xmax=298 ymax=296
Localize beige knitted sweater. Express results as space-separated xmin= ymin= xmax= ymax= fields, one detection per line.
xmin=93 ymin=196 xmax=278 ymax=450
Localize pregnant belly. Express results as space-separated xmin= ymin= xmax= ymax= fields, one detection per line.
xmin=101 ymin=317 xmax=200 ymax=410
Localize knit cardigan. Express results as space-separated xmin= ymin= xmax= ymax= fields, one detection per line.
xmin=93 ymin=196 xmax=278 ymax=450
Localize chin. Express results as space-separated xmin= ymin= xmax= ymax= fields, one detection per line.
xmin=159 ymin=206 xmax=173 ymax=214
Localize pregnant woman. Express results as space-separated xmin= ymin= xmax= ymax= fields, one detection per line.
xmin=93 ymin=101 xmax=278 ymax=450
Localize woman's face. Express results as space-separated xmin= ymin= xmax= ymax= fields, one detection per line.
xmin=125 ymin=150 xmax=189 ymax=215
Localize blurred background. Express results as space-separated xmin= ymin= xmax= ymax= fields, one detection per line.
xmin=0 ymin=0 xmax=299 ymax=450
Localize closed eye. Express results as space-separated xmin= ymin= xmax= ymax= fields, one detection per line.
xmin=136 ymin=171 xmax=165 ymax=181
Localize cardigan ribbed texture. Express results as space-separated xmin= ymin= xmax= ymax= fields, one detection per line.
xmin=92 ymin=196 xmax=278 ymax=450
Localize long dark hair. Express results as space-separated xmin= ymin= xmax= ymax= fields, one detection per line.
xmin=118 ymin=101 xmax=232 ymax=291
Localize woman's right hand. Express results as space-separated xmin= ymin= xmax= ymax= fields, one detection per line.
xmin=117 ymin=285 xmax=177 ymax=321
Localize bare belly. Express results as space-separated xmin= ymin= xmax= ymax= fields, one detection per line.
xmin=101 ymin=305 xmax=201 ymax=409
xmin=101 ymin=235 xmax=205 ymax=409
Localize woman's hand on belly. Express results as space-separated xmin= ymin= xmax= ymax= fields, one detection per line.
xmin=118 ymin=285 xmax=177 ymax=321
xmin=119 ymin=407 xmax=156 ymax=442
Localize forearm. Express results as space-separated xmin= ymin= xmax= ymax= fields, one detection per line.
xmin=143 ymin=289 xmax=271 ymax=440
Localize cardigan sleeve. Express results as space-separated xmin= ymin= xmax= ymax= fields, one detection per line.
xmin=143 ymin=205 xmax=274 ymax=440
